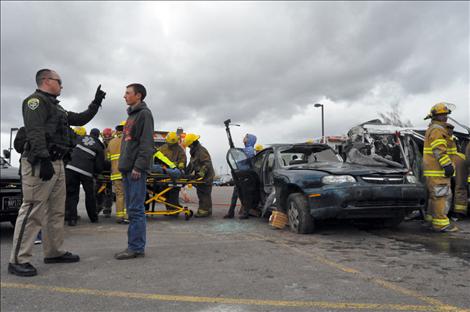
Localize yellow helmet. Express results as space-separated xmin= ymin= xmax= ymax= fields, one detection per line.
xmin=119 ymin=120 xmax=126 ymax=126
xmin=166 ymin=131 xmax=179 ymax=144
xmin=425 ymin=102 xmax=454 ymax=120
xmin=183 ymin=133 xmax=200 ymax=147
xmin=73 ymin=126 xmax=86 ymax=137
xmin=255 ymin=144 xmax=264 ymax=152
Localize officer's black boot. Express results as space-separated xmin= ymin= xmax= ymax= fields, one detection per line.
xmin=8 ymin=263 xmax=37 ymax=277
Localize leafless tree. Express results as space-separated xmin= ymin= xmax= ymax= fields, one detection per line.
xmin=378 ymin=102 xmax=413 ymax=127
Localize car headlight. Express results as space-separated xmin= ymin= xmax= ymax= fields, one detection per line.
xmin=322 ymin=175 xmax=356 ymax=184
xmin=405 ymin=175 xmax=418 ymax=184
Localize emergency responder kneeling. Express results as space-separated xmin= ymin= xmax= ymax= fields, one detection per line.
xmin=107 ymin=121 xmax=128 ymax=224
xmin=184 ymin=133 xmax=215 ymax=218
xmin=423 ymin=102 xmax=459 ymax=232
xmin=8 ymin=68 xmax=105 ymax=277
xmin=153 ymin=131 xmax=187 ymax=212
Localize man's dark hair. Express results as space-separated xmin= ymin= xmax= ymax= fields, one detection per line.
xmin=36 ymin=69 xmax=52 ymax=86
xmin=127 ymin=83 xmax=147 ymax=101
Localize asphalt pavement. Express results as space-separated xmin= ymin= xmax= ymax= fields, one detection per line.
xmin=1 ymin=186 xmax=469 ymax=312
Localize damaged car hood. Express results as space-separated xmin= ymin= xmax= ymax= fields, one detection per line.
xmin=287 ymin=162 xmax=408 ymax=175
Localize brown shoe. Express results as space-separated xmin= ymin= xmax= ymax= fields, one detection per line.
xmin=114 ymin=249 xmax=145 ymax=260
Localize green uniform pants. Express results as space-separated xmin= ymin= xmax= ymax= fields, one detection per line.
xmin=196 ymin=184 xmax=212 ymax=214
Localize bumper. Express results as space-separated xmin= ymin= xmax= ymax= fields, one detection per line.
xmin=0 ymin=189 xmax=22 ymax=221
xmin=305 ymin=184 xmax=426 ymax=220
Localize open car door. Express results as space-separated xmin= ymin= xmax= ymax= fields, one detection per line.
xmin=226 ymin=148 xmax=260 ymax=213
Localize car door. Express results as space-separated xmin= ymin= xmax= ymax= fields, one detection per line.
xmin=226 ymin=148 xmax=260 ymax=212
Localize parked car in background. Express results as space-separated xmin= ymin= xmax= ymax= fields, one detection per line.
xmin=214 ymin=174 xmax=234 ymax=186
xmin=227 ymin=143 xmax=426 ymax=234
xmin=0 ymin=155 xmax=22 ymax=226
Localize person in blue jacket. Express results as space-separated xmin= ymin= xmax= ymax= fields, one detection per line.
xmin=224 ymin=133 xmax=257 ymax=219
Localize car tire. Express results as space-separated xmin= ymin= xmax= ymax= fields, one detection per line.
xmin=287 ymin=193 xmax=314 ymax=234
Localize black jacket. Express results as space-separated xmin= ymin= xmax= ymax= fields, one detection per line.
xmin=22 ymin=89 xmax=99 ymax=163
xmin=65 ymin=135 xmax=105 ymax=177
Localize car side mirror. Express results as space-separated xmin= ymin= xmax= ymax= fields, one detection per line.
xmin=3 ymin=149 xmax=10 ymax=159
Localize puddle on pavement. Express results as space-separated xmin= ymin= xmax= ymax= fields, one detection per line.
xmin=370 ymin=227 xmax=470 ymax=262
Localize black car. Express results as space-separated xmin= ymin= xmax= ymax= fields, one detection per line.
xmin=0 ymin=156 xmax=22 ymax=226
xmin=227 ymin=143 xmax=426 ymax=234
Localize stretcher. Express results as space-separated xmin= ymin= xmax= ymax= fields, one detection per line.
xmin=145 ymin=173 xmax=204 ymax=220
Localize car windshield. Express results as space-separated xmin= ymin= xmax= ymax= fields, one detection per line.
xmin=278 ymin=145 xmax=341 ymax=167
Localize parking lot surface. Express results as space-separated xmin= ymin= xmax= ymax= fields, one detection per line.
xmin=1 ymin=186 xmax=469 ymax=312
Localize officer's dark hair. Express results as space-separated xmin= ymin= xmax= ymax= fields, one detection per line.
xmin=36 ymin=69 xmax=52 ymax=86
xmin=127 ymin=83 xmax=146 ymax=101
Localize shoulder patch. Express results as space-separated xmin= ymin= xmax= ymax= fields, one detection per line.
xmin=27 ymin=98 xmax=40 ymax=110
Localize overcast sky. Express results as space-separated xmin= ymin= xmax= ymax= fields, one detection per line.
xmin=1 ymin=1 xmax=469 ymax=173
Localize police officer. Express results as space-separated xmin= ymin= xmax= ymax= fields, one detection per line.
xmin=65 ymin=128 xmax=106 ymax=225
xmin=184 ymin=133 xmax=215 ymax=217
xmin=8 ymin=69 xmax=105 ymax=277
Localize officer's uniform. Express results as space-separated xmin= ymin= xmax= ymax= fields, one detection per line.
xmin=10 ymin=89 xmax=99 ymax=264
xmin=187 ymin=141 xmax=215 ymax=216
xmin=423 ymin=120 xmax=456 ymax=230
xmin=65 ymin=134 xmax=105 ymax=223
xmin=154 ymin=142 xmax=187 ymax=209
xmin=107 ymin=132 xmax=127 ymax=221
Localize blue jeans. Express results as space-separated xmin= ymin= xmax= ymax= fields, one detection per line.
xmin=123 ymin=172 xmax=148 ymax=253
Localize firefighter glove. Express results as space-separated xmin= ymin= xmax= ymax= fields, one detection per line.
xmin=93 ymin=84 xmax=106 ymax=106
xmin=443 ymin=164 xmax=454 ymax=178
xmin=39 ymin=158 xmax=55 ymax=181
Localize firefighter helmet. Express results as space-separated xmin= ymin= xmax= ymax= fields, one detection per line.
xmin=255 ymin=144 xmax=264 ymax=152
xmin=166 ymin=131 xmax=179 ymax=144
xmin=425 ymin=102 xmax=454 ymax=120
xmin=183 ymin=133 xmax=200 ymax=147
xmin=73 ymin=126 xmax=86 ymax=137
xmin=102 ymin=128 xmax=113 ymax=138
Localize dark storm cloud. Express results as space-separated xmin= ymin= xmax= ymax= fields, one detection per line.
xmin=1 ymin=1 xmax=468 ymax=135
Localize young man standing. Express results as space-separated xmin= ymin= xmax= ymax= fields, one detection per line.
xmin=115 ymin=84 xmax=155 ymax=260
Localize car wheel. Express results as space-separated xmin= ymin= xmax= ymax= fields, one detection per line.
xmin=287 ymin=193 xmax=314 ymax=234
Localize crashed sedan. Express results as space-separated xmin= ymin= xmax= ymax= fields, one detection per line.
xmin=227 ymin=143 xmax=426 ymax=234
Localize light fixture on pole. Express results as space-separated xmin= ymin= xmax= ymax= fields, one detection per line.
xmin=314 ymin=103 xmax=325 ymax=143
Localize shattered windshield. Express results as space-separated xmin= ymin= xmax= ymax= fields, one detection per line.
xmin=278 ymin=145 xmax=341 ymax=167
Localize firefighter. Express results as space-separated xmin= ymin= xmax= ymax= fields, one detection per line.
xmin=453 ymin=142 xmax=469 ymax=218
xmin=8 ymin=69 xmax=105 ymax=277
xmin=423 ymin=102 xmax=458 ymax=232
xmin=153 ymin=131 xmax=187 ymax=211
xmin=96 ymin=127 xmax=114 ymax=217
xmin=255 ymin=144 xmax=264 ymax=154
xmin=184 ymin=133 xmax=215 ymax=217
xmin=101 ymin=127 xmax=113 ymax=148
xmin=65 ymin=128 xmax=105 ymax=225
xmin=107 ymin=121 xmax=128 ymax=223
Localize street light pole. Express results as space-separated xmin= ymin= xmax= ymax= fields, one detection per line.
xmin=314 ymin=103 xmax=325 ymax=143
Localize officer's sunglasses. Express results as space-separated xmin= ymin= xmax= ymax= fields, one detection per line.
xmin=43 ymin=77 xmax=62 ymax=86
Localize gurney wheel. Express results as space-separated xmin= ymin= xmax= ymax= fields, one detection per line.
xmin=185 ymin=210 xmax=194 ymax=221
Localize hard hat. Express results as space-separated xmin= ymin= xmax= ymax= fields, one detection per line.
xmin=166 ymin=131 xmax=179 ymax=144
xmin=255 ymin=144 xmax=264 ymax=152
xmin=425 ymin=102 xmax=454 ymax=120
xmin=102 ymin=128 xmax=113 ymax=138
xmin=73 ymin=126 xmax=86 ymax=137
xmin=183 ymin=133 xmax=200 ymax=147
xmin=120 ymin=120 xmax=126 ymax=126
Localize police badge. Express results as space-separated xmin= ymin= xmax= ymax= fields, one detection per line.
xmin=27 ymin=98 xmax=40 ymax=110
